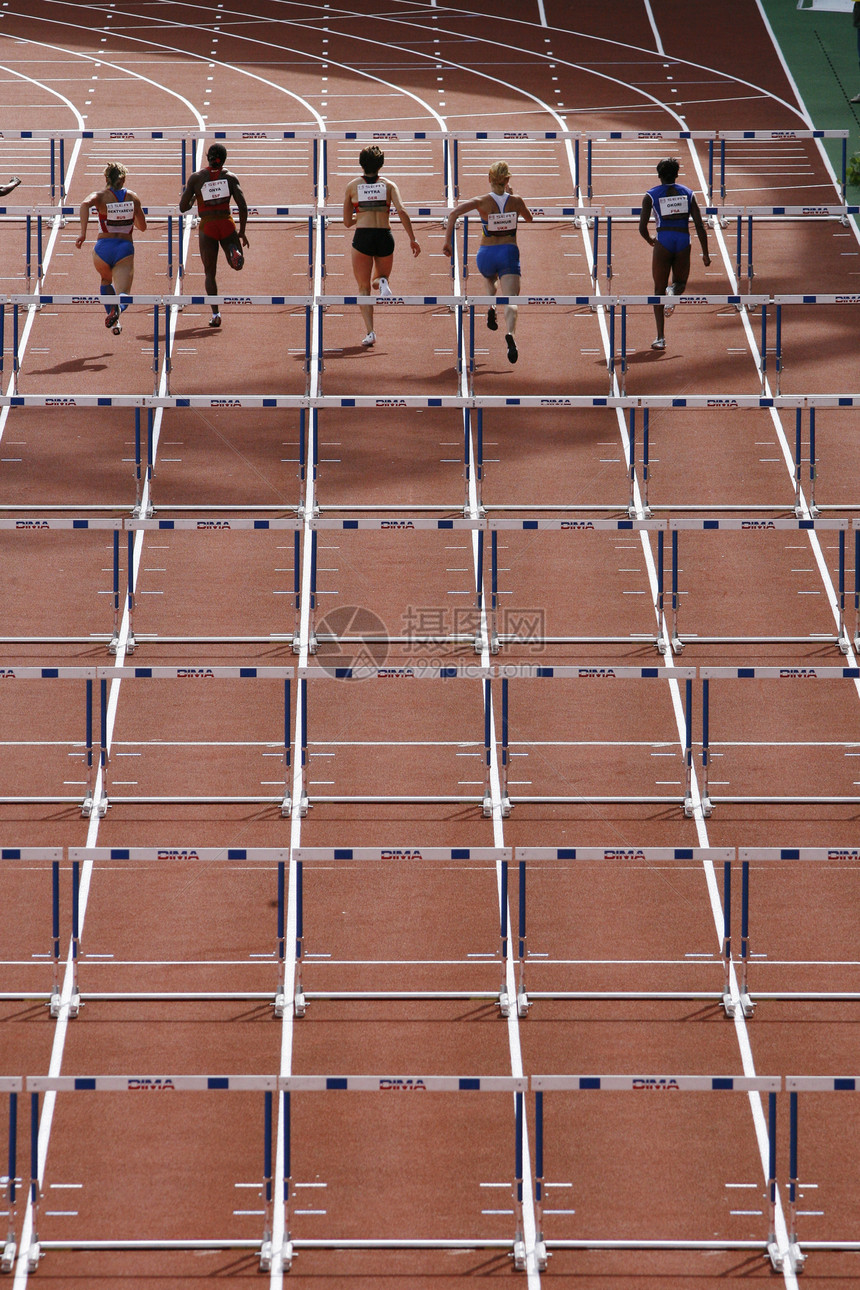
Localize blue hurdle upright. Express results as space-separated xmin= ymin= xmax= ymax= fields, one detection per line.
xmin=24 ymin=1075 xmax=278 ymax=1271
xmin=512 ymin=848 xmax=734 ymax=1017
xmin=531 ymin=1074 xmax=782 ymax=1271
xmin=278 ymin=1074 xmax=528 ymax=1272
xmin=291 ymin=847 xmax=513 ymax=1016
xmin=1 ymin=1078 xmax=21 ymax=1272
xmin=0 ymin=849 xmax=64 ymax=1015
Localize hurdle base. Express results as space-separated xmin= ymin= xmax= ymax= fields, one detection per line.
xmin=739 ymin=991 xmax=755 ymax=1018
xmin=482 ymin=791 xmax=494 ymax=818
xmin=48 ymin=987 xmax=62 ymax=1019
xmin=281 ymin=1239 xmax=294 ymax=1271
xmin=512 ymin=1237 xmax=526 ymax=1271
xmin=1 ymin=1240 xmax=16 ymax=1273
xmin=535 ymin=1238 xmax=548 ymax=1271
xmin=294 ymin=990 xmax=307 ymax=1018
xmin=517 ymin=989 xmax=530 ymax=1017
xmin=499 ymin=793 xmax=512 ymax=818
xmin=273 ymin=988 xmax=287 ymax=1018
xmin=259 ymin=1239 xmax=273 ymax=1272
xmin=497 ymin=990 xmax=511 ymax=1019
xmin=124 ymin=630 xmax=138 ymax=655
xmin=26 ymin=1242 xmax=40 ymax=1272
xmin=298 ymin=793 xmax=310 ymax=818
xmin=720 ymin=991 xmax=737 ymax=1018
xmin=699 ymin=793 xmax=713 ymax=818
xmin=280 ymin=792 xmax=292 ymax=818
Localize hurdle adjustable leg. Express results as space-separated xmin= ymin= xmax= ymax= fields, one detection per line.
xmin=655 ymin=528 xmax=668 ymax=654
xmin=81 ymin=678 xmax=96 ymax=818
xmin=488 ymin=530 xmax=499 ymax=654
xmin=499 ymin=678 xmax=511 ymax=817
xmin=279 ymin=678 xmax=292 ymax=817
xmin=720 ymin=856 xmax=735 ymax=1018
xmin=274 ymin=858 xmax=288 ymax=1017
xmin=533 ymin=1089 xmax=547 ymax=1269
xmin=738 ymin=857 xmax=754 ymax=1017
xmin=293 ymin=859 xmax=305 ymax=1016
xmin=298 ymin=679 xmax=310 ymax=816
xmin=68 ymin=858 xmax=82 ymax=1017
xmin=765 ymin=1091 xmax=786 ymax=1271
xmin=259 ymin=1091 xmax=275 ymax=1271
xmin=855 ymin=528 xmax=860 ymax=650
xmin=281 ymin=1089 xmax=293 ymax=1270
xmin=1 ymin=1086 xmax=18 ymax=1271
xmin=779 ymin=1091 xmax=806 ymax=1274
xmin=698 ymin=678 xmax=711 ymax=817
xmin=307 ymin=529 xmax=318 ymax=653
xmin=512 ymin=1091 xmax=527 ymax=1271
xmin=683 ymin=677 xmax=695 ymax=817
xmin=516 ymin=856 xmax=529 ymax=1016
xmin=26 ymin=1092 xmax=40 ymax=1270
xmin=497 ymin=854 xmax=511 ymax=1018
xmin=482 ymin=678 xmax=493 ymax=817
xmin=49 ymin=859 xmax=61 ymax=1017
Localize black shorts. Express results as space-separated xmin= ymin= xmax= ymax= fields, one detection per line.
xmin=352 ymin=227 xmax=395 ymax=258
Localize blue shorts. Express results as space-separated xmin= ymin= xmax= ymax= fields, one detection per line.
xmin=476 ymin=242 xmax=521 ymax=280
xmin=656 ymin=228 xmax=690 ymax=255
xmin=95 ymin=237 xmax=134 ymax=267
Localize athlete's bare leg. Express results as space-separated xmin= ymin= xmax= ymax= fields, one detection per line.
xmin=351 ymin=246 xmax=375 ymax=334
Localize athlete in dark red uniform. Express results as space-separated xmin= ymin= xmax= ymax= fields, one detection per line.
xmin=179 ymin=143 xmax=249 ymax=328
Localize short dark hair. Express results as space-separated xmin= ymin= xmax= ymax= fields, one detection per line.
xmin=359 ymin=145 xmax=384 ymax=176
xmin=207 ymin=143 xmax=227 ymax=165
xmin=656 ymin=157 xmax=680 ymax=183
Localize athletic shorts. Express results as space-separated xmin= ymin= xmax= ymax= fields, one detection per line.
xmin=200 ymin=215 xmax=237 ymax=242
xmin=352 ymin=227 xmax=395 ymax=258
xmin=656 ymin=228 xmax=691 ymax=255
xmin=94 ymin=237 xmax=134 ymax=267
xmin=476 ymin=241 xmax=521 ymax=279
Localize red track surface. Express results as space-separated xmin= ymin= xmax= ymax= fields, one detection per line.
xmin=1 ymin=3 xmax=859 ymax=1288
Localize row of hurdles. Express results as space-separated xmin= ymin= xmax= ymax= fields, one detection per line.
xmin=0 ymin=1067 xmax=855 ymax=1275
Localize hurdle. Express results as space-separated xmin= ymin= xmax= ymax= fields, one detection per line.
xmin=0 ymin=519 xmax=122 ymax=650
xmin=530 ymin=1073 xmax=782 ymax=1270
xmin=92 ymin=666 xmax=294 ymax=817
xmin=291 ymin=847 xmax=513 ymax=1016
xmin=494 ymin=664 xmax=697 ymax=816
xmin=699 ymin=666 xmax=860 ymax=813
xmin=792 ymin=404 xmax=860 ymax=517
xmin=298 ymin=664 xmax=493 ymax=815
xmin=772 ymin=295 xmax=860 ymax=395
xmin=0 ymin=668 xmax=96 ymax=814
xmin=511 ymin=848 xmax=734 ymax=1017
xmin=125 ymin=518 xmax=301 ymax=652
xmin=1 ymin=1079 xmax=21 ymax=1272
xmin=486 ymin=519 xmax=666 ymax=653
xmin=730 ymin=848 xmax=860 ymax=1014
xmin=66 ymin=847 xmax=290 ymax=1015
xmin=665 ymin=518 xmax=851 ymax=655
xmin=0 ymin=849 xmax=64 ymax=1015
xmin=277 ymin=1074 xmax=528 ymax=1271
xmin=780 ymin=1076 xmax=860 ymax=1274
xmin=308 ymin=517 xmax=485 ymax=655
xmin=23 ymin=1074 xmax=279 ymax=1271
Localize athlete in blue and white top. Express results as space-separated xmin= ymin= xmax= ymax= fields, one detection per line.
xmin=443 ymin=161 xmax=533 ymax=364
xmin=639 ymin=157 xmax=710 ymax=351
xmin=75 ymin=161 xmax=146 ymax=337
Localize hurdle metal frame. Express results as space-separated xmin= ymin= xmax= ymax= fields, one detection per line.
xmin=66 ymin=848 xmax=290 ymax=1016
xmin=781 ymin=1076 xmax=860 ymax=1275
xmin=125 ymin=518 xmax=301 ymax=652
xmin=298 ymin=664 xmax=493 ymax=816
xmin=291 ymin=847 xmax=513 ymax=1016
xmin=0 ymin=668 xmax=97 ymax=814
xmin=308 ymin=517 xmax=485 ymax=654
xmin=486 ymin=519 xmax=666 ymax=653
xmin=91 ymin=666 xmax=294 ymax=818
xmin=0 ymin=519 xmax=123 ymax=650
xmin=0 ymin=849 xmax=64 ymax=1015
xmin=531 ymin=1074 xmax=783 ymax=1271
xmin=278 ymin=1074 xmax=528 ymax=1271
xmin=23 ymin=1075 xmax=278 ymax=1271
xmin=495 ymin=665 xmax=697 ymax=816
xmin=512 ymin=848 xmax=735 ymax=1018
xmin=699 ymin=666 xmax=860 ymax=813
xmin=0 ymin=1079 xmax=21 ymax=1273
xmin=664 ymin=518 xmax=851 ymax=654
xmin=732 ymin=849 xmax=860 ymax=1014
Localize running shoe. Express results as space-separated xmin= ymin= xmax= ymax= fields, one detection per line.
xmin=111 ymin=321 xmax=122 ymax=336
xmin=226 ymin=245 xmax=244 ymax=270
xmin=361 ymin=330 xmax=376 ymax=347
xmin=209 ymin=313 xmax=222 ymax=328
xmin=650 ymin=337 xmax=666 ymax=350
xmin=664 ymin=284 xmax=676 ymax=317
xmin=375 ymin=276 xmax=393 ymax=297
xmin=104 ymin=305 xmax=120 ymax=330
xmin=505 ymin=332 xmax=518 ymax=364
xmin=487 ymin=306 xmax=498 ymax=331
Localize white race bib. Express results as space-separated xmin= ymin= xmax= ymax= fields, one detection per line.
xmin=658 ymin=193 xmax=689 ymax=218
xmin=201 ymin=177 xmax=230 ymax=203
xmin=487 ymin=209 xmax=517 ymax=232
xmin=357 ymin=181 xmax=387 ymax=207
xmin=105 ymin=200 xmax=134 ymax=221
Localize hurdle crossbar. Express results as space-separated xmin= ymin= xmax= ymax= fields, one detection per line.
xmin=291 ymin=847 xmax=513 ymax=1016
xmin=699 ymin=667 xmax=860 ymax=813
xmin=276 ymin=1074 xmax=527 ymax=1271
xmin=0 ymin=850 xmax=64 ymax=1013
xmin=531 ymin=1074 xmax=782 ymax=1270
xmin=66 ymin=848 xmax=290 ymax=1016
xmin=23 ymin=1075 xmax=278 ymax=1271
xmin=513 ymin=848 xmax=734 ymax=1017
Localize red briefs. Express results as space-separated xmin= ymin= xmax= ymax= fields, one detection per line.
xmin=200 ymin=213 xmax=236 ymax=241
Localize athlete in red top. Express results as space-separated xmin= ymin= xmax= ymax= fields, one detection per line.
xmin=179 ymin=143 xmax=249 ymax=328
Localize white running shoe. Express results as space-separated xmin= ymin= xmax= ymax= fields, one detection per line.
xmin=208 ymin=313 xmax=222 ymax=328
xmin=651 ymin=336 xmax=666 ymax=350
xmin=376 ymin=277 xmax=392 ymax=297
xmin=361 ymin=330 xmax=376 ymax=347
xmin=664 ymin=284 xmax=675 ymax=316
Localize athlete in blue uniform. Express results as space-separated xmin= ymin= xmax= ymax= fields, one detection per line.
xmin=75 ymin=162 xmax=146 ymax=336
xmin=639 ymin=157 xmax=710 ymax=350
xmin=443 ymin=161 xmax=533 ymax=364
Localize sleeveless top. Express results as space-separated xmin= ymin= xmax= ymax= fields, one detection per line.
xmin=98 ymin=187 xmax=135 ymax=237
xmin=646 ymin=182 xmax=693 ymax=230
xmin=480 ymin=191 xmax=517 ymax=238
xmin=196 ymin=166 xmax=231 ymax=217
xmin=354 ymin=175 xmax=390 ymax=212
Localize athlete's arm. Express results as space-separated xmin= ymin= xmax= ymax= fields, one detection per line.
xmin=178 ymin=172 xmax=199 ymax=213
xmin=442 ymin=197 xmax=483 ymax=257
xmin=638 ymin=192 xmax=655 ymax=245
xmin=342 ymin=182 xmax=357 ymax=229
xmin=229 ymin=174 xmax=249 ymax=246
xmin=513 ymin=195 xmax=534 ymax=223
xmin=128 ymin=189 xmax=147 ymax=231
xmin=690 ymin=196 xmax=711 ymax=266
xmin=75 ymin=190 xmax=100 ymax=248
xmin=388 ymin=181 xmax=420 ymax=257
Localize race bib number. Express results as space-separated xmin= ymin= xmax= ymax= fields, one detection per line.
xmin=357 ymin=181 xmax=388 ymax=207
xmin=487 ymin=210 xmax=517 ymax=232
xmin=105 ymin=200 xmax=134 ymax=221
xmin=658 ymin=193 xmax=689 ymax=218
xmin=201 ymin=177 xmax=230 ymax=203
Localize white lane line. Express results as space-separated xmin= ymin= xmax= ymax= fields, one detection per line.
xmin=642 ymin=0 xmax=665 ymax=56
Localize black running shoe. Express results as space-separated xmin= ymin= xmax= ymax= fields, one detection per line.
xmin=505 ymin=332 xmax=518 ymax=364
xmin=487 ymin=307 xmax=498 ymax=331
xmin=104 ymin=306 xmax=120 ymax=329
